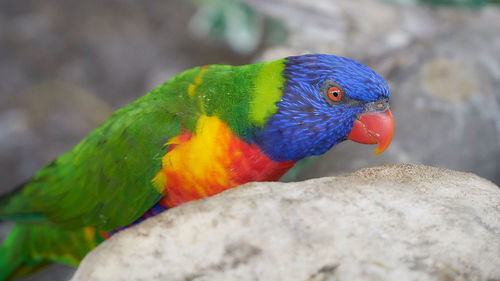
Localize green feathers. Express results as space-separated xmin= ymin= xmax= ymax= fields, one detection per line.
xmin=177 ymin=60 xmax=286 ymax=137
xmin=0 ymin=224 xmax=101 ymax=280
xmin=250 ymin=60 xmax=285 ymax=126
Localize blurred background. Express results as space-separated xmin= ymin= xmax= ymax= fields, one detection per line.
xmin=0 ymin=0 xmax=499 ymax=280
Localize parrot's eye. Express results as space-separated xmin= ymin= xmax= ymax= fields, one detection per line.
xmin=320 ymin=79 xmax=345 ymax=106
xmin=328 ymin=87 xmax=342 ymax=101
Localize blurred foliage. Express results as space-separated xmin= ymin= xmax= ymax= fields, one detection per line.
xmin=188 ymin=0 xmax=287 ymax=54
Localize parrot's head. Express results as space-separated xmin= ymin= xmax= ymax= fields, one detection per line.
xmin=255 ymin=54 xmax=394 ymax=162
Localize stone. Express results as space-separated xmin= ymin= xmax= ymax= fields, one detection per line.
xmin=71 ymin=164 xmax=500 ymax=281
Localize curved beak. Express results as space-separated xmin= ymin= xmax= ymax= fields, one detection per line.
xmin=347 ymin=109 xmax=394 ymax=155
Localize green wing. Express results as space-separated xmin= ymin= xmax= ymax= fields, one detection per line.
xmin=0 ymin=59 xmax=285 ymax=232
xmin=0 ymin=67 xmax=205 ymax=231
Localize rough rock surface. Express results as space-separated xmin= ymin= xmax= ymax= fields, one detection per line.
xmin=71 ymin=164 xmax=500 ymax=281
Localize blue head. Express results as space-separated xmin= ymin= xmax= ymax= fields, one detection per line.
xmin=254 ymin=54 xmax=391 ymax=162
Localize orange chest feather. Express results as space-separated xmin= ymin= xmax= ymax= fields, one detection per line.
xmin=152 ymin=116 xmax=295 ymax=207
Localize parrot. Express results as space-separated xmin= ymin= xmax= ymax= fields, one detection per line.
xmin=0 ymin=54 xmax=394 ymax=280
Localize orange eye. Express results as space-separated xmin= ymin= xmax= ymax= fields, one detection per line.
xmin=328 ymin=87 xmax=342 ymax=101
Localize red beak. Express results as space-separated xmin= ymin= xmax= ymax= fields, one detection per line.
xmin=347 ymin=109 xmax=394 ymax=155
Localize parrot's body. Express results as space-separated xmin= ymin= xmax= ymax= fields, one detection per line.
xmin=0 ymin=54 xmax=393 ymax=280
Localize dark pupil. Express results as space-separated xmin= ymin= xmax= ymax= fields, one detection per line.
xmin=332 ymin=91 xmax=339 ymax=97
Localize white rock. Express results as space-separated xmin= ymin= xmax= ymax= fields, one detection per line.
xmin=71 ymin=164 xmax=500 ymax=281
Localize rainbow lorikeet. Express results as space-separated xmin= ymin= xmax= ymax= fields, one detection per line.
xmin=0 ymin=54 xmax=393 ymax=280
